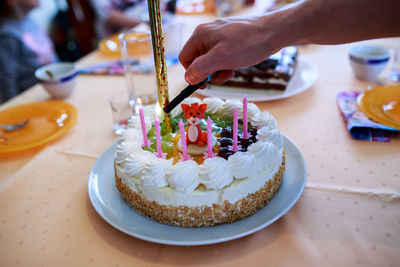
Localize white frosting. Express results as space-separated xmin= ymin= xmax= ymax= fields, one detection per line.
xmin=128 ymin=115 xmax=152 ymax=133
xmin=229 ymin=76 xmax=246 ymax=83
xmin=119 ymin=127 xmax=142 ymax=144
xmin=199 ymin=157 xmax=233 ymax=190
xmin=124 ymin=150 xmax=156 ymax=177
xmin=115 ymin=141 xmax=142 ymax=163
xmin=251 ymin=111 xmax=278 ymax=130
xmin=166 ymin=160 xmax=200 ymax=193
xmin=142 ymin=105 xmax=157 ymax=122
xmin=228 ymin=151 xmax=263 ymax=179
xmin=248 ymin=141 xmax=281 ymax=173
xmin=247 ymin=103 xmax=260 ymax=121
xmin=253 ymin=77 xmax=287 ymax=86
xmin=257 ymin=128 xmax=283 ymax=149
xmin=142 ymin=158 xmax=173 ymax=187
xmin=203 ymin=97 xmax=224 ymax=114
xmin=221 ymin=99 xmax=242 ymax=117
xmin=116 ymin=152 xmax=282 ymax=207
xmin=170 ymin=97 xmax=203 ymax=118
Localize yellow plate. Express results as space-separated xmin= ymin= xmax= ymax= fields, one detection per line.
xmin=0 ymin=101 xmax=78 ymax=153
xmin=98 ymin=32 xmax=151 ymax=57
xmin=357 ymin=85 xmax=400 ymax=130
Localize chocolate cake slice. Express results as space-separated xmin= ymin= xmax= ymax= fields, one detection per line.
xmin=213 ymin=46 xmax=298 ymax=91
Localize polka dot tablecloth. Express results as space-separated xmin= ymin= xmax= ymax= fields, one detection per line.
xmin=1 ymin=32 xmax=400 ymax=267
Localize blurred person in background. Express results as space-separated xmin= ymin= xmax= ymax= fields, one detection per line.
xmin=0 ymin=0 xmax=57 ymax=103
xmin=91 ymin=0 xmax=148 ymax=38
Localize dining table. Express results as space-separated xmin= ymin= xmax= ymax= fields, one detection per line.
xmin=1 ymin=1 xmax=399 ymax=266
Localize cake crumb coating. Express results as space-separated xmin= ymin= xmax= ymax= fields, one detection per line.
xmin=115 ymin=151 xmax=285 ymax=227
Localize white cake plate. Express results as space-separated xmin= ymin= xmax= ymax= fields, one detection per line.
xmin=88 ymin=135 xmax=307 ymax=246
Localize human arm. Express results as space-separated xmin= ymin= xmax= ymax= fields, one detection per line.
xmin=179 ymin=0 xmax=400 ymax=85
xmin=106 ymin=9 xmax=141 ymax=29
xmin=90 ymin=0 xmax=142 ymax=34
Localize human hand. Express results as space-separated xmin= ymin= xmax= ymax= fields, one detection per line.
xmin=179 ymin=0 xmax=400 ymax=87
xmin=179 ymin=15 xmax=285 ymax=85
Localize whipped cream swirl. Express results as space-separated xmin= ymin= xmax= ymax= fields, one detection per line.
xmin=128 ymin=115 xmax=152 ymax=133
xmin=199 ymin=157 xmax=233 ymax=189
xmin=247 ymin=103 xmax=261 ymax=121
xmin=251 ymin=111 xmax=278 ymax=130
xmin=142 ymin=158 xmax=173 ymax=187
xmin=119 ymin=127 xmax=142 ymax=144
xmin=228 ymin=151 xmax=263 ymax=179
xmin=166 ymin=160 xmax=200 ymax=193
xmin=204 ymin=97 xmax=224 ymax=114
xmin=124 ymin=150 xmax=155 ymax=177
xmin=142 ymin=105 xmax=157 ymax=122
xmin=221 ymin=99 xmax=242 ymax=117
xmin=257 ymin=128 xmax=283 ymax=149
xmin=115 ymin=141 xmax=142 ymax=163
xmin=248 ymin=141 xmax=281 ymax=173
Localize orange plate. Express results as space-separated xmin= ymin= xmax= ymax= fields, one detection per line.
xmin=98 ymin=34 xmax=121 ymax=57
xmin=98 ymin=32 xmax=150 ymax=57
xmin=357 ymin=84 xmax=400 ymax=130
xmin=0 ymin=101 xmax=78 ymax=153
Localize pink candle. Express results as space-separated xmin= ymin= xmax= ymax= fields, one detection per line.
xmin=243 ymin=97 xmax=248 ymax=139
xmin=139 ymin=106 xmax=150 ymax=146
xmin=233 ymin=107 xmax=238 ymax=151
xmin=155 ymin=117 xmax=163 ymax=158
xmin=207 ymin=117 xmax=214 ymax=158
xmin=179 ymin=120 xmax=189 ymax=161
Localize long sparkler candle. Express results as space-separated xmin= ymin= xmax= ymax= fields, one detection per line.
xmin=233 ymin=107 xmax=238 ymax=151
xmin=179 ymin=120 xmax=189 ymax=161
xmin=243 ymin=96 xmax=248 ymax=139
xmin=154 ymin=117 xmax=165 ymax=158
xmin=206 ymin=117 xmax=215 ymax=158
xmin=147 ymin=0 xmax=171 ymax=134
xmin=139 ymin=106 xmax=150 ymax=146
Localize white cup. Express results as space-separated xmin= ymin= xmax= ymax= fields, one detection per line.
xmin=35 ymin=62 xmax=77 ymax=99
xmin=349 ymin=45 xmax=391 ymax=81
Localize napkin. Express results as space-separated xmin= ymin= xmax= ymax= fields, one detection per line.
xmin=337 ymin=91 xmax=399 ymax=142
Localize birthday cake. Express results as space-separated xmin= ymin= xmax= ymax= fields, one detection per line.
xmin=114 ymin=97 xmax=285 ymax=227
xmin=211 ymin=46 xmax=298 ymax=90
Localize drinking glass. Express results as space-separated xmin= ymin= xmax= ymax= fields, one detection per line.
xmin=119 ymin=30 xmax=158 ymax=111
xmin=108 ymin=93 xmax=133 ymax=135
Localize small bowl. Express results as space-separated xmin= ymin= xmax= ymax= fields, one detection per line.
xmin=35 ymin=62 xmax=78 ymax=99
xmin=349 ymin=45 xmax=391 ymax=81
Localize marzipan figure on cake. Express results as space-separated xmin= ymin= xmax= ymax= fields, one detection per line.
xmin=181 ymin=103 xmax=208 ymax=146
